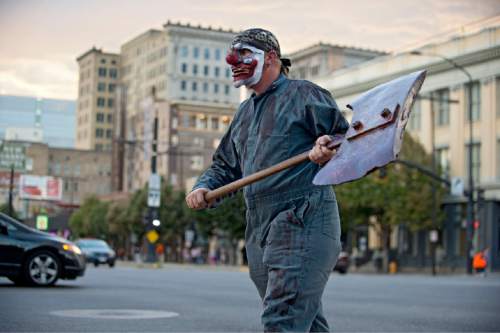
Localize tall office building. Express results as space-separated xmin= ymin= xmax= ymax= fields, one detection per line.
xmin=118 ymin=22 xmax=239 ymax=192
xmin=0 ymin=95 xmax=76 ymax=148
xmin=75 ymin=47 xmax=120 ymax=151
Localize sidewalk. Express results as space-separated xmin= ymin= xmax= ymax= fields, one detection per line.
xmin=115 ymin=260 xmax=249 ymax=272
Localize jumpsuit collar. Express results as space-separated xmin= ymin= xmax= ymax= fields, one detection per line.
xmin=251 ymin=74 xmax=287 ymax=100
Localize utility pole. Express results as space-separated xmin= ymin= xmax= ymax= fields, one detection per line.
xmin=410 ymin=50 xmax=475 ymax=274
xmin=8 ymin=164 xmax=14 ymax=217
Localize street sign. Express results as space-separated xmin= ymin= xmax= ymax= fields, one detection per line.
xmin=36 ymin=215 xmax=49 ymax=230
xmin=147 ymin=174 xmax=161 ymax=208
xmin=146 ymin=230 xmax=159 ymax=244
xmin=0 ymin=141 xmax=30 ymax=171
xmin=451 ymin=177 xmax=464 ymax=196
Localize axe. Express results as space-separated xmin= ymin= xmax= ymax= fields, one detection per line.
xmin=204 ymin=70 xmax=426 ymax=202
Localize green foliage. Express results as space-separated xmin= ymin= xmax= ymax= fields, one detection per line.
xmin=335 ymin=134 xmax=445 ymax=239
xmin=0 ymin=203 xmax=18 ymax=219
xmin=69 ymin=196 xmax=109 ymax=238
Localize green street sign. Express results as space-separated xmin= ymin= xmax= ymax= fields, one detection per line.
xmin=0 ymin=142 xmax=27 ymax=171
xmin=36 ymin=215 xmax=49 ymax=230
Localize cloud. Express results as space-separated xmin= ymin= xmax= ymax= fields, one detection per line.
xmin=0 ymin=0 xmax=499 ymax=99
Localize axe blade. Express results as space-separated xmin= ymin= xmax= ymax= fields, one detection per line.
xmin=313 ymin=70 xmax=427 ymax=186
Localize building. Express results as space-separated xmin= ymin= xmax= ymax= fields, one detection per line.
xmin=0 ymin=140 xmax=111 ymax=222
xmin=118 ymin=22 xmax=239 ymax=193
xmin=0 ymin=95 xmax=76 ymax=148
xmin=75 ymin=47 xmax=120 ymax=151
xmin=315 ymin=16 xmax=500 ymax=272
xmin=286 ymin=42 xmax=386 ymax=81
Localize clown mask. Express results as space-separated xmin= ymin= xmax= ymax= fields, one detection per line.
xmin=225 ymin=43 xmax=265 ymax=88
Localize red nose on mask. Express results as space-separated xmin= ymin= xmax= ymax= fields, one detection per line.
xmin=226 ymin=51 xmax=240 ymax=66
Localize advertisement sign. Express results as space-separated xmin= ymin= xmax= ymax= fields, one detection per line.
xmin=19 ymin=175 xmax=63 ymax=201
xmin=36 ymin=215 xmax=49 ymax=230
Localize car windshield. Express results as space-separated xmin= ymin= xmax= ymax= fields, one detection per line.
xmin=77 ymin=240 xmax=110 ymax=249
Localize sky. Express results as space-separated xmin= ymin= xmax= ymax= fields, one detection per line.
xmin=0 ymin=0 xmax=499 ymax=100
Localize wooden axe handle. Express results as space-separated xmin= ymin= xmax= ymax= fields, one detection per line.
xmin=204 ymin=137 xmax=342 ymax=202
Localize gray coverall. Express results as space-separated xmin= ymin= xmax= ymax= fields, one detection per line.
xmin=194 ymin=74 xmax=349 ymax=332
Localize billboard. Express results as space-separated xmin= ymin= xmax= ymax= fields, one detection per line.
xmin=19 ymin=175 xmax=63 ymax=201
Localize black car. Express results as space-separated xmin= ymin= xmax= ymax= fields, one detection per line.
xmin=75 ymin=239 xmax=116 ymax=267
xmin=0 ymin=213 xmax=86 ymax=286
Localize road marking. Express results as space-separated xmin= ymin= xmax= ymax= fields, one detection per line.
xmin=50 ymin=309 xmax=179 ymax=319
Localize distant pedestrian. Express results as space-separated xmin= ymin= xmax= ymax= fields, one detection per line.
xmin=473 ymin=248 xmax=488 ymax=276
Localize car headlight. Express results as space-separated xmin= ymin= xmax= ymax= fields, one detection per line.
xmin=63 ymin=243 xmax=82 ymax=255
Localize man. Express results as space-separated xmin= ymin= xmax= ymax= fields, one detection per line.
xmin=186 ymin=28 xmax=349 ymax=332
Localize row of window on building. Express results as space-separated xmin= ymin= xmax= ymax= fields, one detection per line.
xmin=179 ymin=46 xmax=226 ymax=61
xmin=97 ymin=97 xmax=115 ymax=108
xmin=172 ymin=113 xmax=231 ymax=132
xmin=407 ymin=81 xmax=486 ymax=131
xmin=180 ymin=63 xmax=231 ymax=79
xmin=98 ymin=67 xmax=119 ymax=79
xmin=180 ymin=81 xmax=232 ymax=95
xmin=95 ymin=128 xmax=113 ymax=139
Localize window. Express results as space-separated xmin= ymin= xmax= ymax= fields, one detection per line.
xmin=171 ymin=135 xmax=179 ymax=146
xmin=106 ymin=129 xmax=113 ymax=138
xmin=193 ymin=64 xmax=198 ymax=75
xmin=311 ymin=65 xmax=320 ymax=77
xmin=96 ymin=113 xmax=105 ymax=123
xmin=101 ymin=58 xmax=106 ymax=64
xmin=225 ymin=68 xmax=231 ymax=78
xmin=496 ymin=77 xmax=500 ymax=118
xmin=107 ymin=98 xmax=114 ymax=107
xmin=192 ymin=82 xmax=197 ymax=92
xmin=214 ymin=67 xmax=220 ymax=77
xmin=215 ymin=49 xmax=221 ymax=60
xmin=95 ymin=144 xmax=103 ymax=151
xmin=204 ymin=65 xmax=209 ymax=76
xmin=98 ymin=67 xmax=107 ymax=77
xmin=203 ymin=82 xmax=208 ymax=93
xmin=408 ymin=99 xmax=421 ymax=130
xmin=465 ymin=143 xmax=481 ymax=184
xmin=108 ymin=84 xmax=116 ymax=92
xmin=181 ymin=63 xmax=187 ymax=73
xmin=96 ymin=128 xmax=104 ymax=138
xmin=204 ymin=48 xmax=210 ymax=60
xmin=193 ymin=47 xmax=199 ymax=58
xmin=435 ymin=147 xmax=450 ymax=178
xmin=225 ymin=85 xmax=230 ymax=95
xmin=432 ymin=88 xmax=450 ymax=126
xmin=107 ymin=114 xmax=113 ymax=123
xmin=109 ymin=68 xmax=118 ymax=78
xmin=193 ymin=137 xmax=205 ymax=147
xmin=211 ymin=117 xmax=219 ymax=130
xmin=97 ymin=97 xmax=105 ymax=107
xmin=190 ymin=155 xmax=204 ymax=171
xmin=181 ymin=46 xmax=188 ymax=57
xmin=111 ymin=60 xmax=116 ymax=65
xmin=221 ymin=116 xmax=230 ymax=131
xmin=214 ymin=83 xmax=219 ymax=94
xmin=465 ymin=81 xmax=480 ymax=122
xmin=181 ymin=81 xmax=186 ymax=91
xmin=97 ymin=82 xmax=106 ymax=92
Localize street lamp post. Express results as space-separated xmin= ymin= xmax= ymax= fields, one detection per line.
xmin=410 ymin=50 xmax=475 ymax=274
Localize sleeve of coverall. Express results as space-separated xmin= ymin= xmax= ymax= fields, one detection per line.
xmin=303 ymin=88 xmax=349 ymax=138
xmin=192 ymin=122 xmax=242 ymax=193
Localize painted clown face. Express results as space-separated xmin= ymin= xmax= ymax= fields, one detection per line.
xmin=225 ymin=43 xmax=265 ymax=88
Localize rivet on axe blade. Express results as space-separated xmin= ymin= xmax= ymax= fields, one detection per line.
xmin=380 ymin=108 xmax=392 ymax=119
xmin=352 ymin=120 xmax=363 ymax=131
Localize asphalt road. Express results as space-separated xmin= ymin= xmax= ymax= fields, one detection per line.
xmin=1 ymin=264 xmax=499 ymax=332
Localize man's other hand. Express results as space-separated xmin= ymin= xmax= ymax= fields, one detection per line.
xmin=309 ymin=135 xmax=337 ymax=165
xmin=186 ymin=188 xmax=212 ymax=210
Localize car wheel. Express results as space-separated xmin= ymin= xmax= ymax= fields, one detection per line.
xmin=108 ymin=262 xmax=115 ymax=268
xmin=24 ymin=250 xmax=60 ymax=286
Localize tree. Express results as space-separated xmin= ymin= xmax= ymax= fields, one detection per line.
xmin=0 ymin=203 xmax=19 ymax=219
xmin=69 ymin=196 xmax=109 ymax=239
xmin=334 ymin=134 xmax=445 ymax=270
